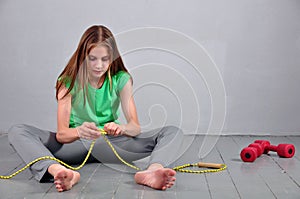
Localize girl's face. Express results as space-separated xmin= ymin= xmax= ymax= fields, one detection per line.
xmin=87 ymin=45 xmax=111 ymax=80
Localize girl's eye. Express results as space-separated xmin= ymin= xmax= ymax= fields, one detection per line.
xmin=102 ymin=57 xmax=110 ymax=62
xmin=88 ymin=56 xmax=97 ymax=61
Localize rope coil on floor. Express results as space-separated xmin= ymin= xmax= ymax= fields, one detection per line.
xmin=0 ymin=130 xmax=227 ymax=179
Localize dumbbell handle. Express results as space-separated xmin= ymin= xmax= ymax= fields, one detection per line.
xmin=265 ymin=145 xmax=278 ymax=151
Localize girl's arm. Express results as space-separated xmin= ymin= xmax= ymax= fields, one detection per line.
xmin=104 ymin=80 xmax=141 ymax=137
xmin=56 ymin=85 xmax=100 ymax=143
xmin=119 ymin=80 xmax=141 ymax=136
xmin=56 ymin=86 xmax=78 ymax=143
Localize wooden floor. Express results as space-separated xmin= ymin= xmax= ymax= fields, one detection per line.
xmin=0 ymin=133 xmax=299 ymax=199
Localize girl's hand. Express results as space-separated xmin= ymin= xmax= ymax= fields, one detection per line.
xmin=104 ymin=122 xmax=125 ymax=136
xmin=76 ymin=122 xmax=101 ymax=140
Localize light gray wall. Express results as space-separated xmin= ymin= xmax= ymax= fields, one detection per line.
xmin=0 ymin=0 xmax=299 ymax=135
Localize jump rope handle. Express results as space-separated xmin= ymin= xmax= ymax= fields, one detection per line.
xmin=197 ymin=162 xmax=223 ymax=169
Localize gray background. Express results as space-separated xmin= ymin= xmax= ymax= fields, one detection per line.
xmin=0 ymin=0 xmax=299 ymax=135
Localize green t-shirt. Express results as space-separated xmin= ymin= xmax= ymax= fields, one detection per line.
xmin=63 ymin=71 xmax=131 ymax=129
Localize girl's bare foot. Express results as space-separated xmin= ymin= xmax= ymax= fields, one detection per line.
xmin=134 ymin=167 xmax=176 ymax=190
xmin=48 ymin=164 xmax=80 ymax=192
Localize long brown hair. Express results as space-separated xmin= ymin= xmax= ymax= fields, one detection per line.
xmin=56 ymin=25 xmax=128 ymax=100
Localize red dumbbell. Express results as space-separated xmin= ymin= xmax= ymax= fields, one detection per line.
xmin=254 ymin=140 xmax=295 ymax=158
xmin=240 ymin=143 xmax=264 ymax=162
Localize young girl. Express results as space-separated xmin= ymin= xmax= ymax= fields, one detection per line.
xmin=8 ymin=25 xmax=183 ymax=192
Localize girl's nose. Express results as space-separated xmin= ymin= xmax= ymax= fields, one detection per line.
xmin=95 ymin=61 xmax=104 ymax=69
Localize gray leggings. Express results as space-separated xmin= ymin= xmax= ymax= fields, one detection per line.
xmin=8 ymin=124 xmax=183 ymax=182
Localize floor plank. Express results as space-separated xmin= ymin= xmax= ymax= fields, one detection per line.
xmin=172 ymin=135 xmax=211 ymax=198
xmin=204 ymin=137 xmax=240 ymax=199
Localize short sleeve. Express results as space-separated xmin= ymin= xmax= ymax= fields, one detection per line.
xmin=115 ymin=71 xmax=131 ymax=93
xmin=58 ymin=76 xmax=71 ymax=89
xmin=57 ymin=76 xmax=76 ymax=96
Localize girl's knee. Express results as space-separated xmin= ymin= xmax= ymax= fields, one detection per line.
xmin=164 ymin=125 xmax=182 ymax=134
xmin=8 ymin=124 xmax=29 ymax=143
xmin=161 ymin=125 xmax=183 ymax=139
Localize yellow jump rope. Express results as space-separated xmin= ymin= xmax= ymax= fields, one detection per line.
xmin=0 ymin=129 xmax=226 ymax=179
